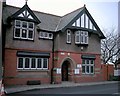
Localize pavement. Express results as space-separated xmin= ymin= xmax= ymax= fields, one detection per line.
xmin=5 ymin=81 xmax=119 ymax=94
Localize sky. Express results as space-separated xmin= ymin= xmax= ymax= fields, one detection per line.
xmin=6 ymin=0 xmax=118 ymax=34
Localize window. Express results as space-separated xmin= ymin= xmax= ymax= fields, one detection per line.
xmin=39 ymin=32 xmax=53 ymax=39
xmin=67 ymin=30 xmax=71 ymax=43
xmin=82 ymin=59 xmax=94 ymax=74
xmin=17 ymin=57 xmax=48 ymax=70
xmin=75 ymin=31 xmax=88 ymax=44
xmin=14 ymin=20 xmax=34 ymax=40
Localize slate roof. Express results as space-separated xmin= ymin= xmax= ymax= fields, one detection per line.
xmin=2 ymin=5 xmax=61 ymax=32
xmin=2 ymin=4 xmax=105 ymax=38
xmin=56 ymin=7 xmax=84 ymax=31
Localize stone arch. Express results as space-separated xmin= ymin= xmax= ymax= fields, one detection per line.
xmin=60 ymin=57 xmax=76 ymax=81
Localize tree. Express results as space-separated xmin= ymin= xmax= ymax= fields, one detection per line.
xmin=101 ymin=28 xmax=120 ymax=69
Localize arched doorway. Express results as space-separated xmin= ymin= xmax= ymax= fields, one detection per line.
xmin=61 ymin=60 xmax=71 ymax=81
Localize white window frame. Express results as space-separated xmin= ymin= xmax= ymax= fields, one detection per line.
xmin=75 ymin=31 xmax=88 ymax=44
xmin=14 ymin=20 xmax=34 ymax=40
xmin=39 ymin=32 xmax=53 ymax=40
xmin=30 ymin=58 xmax=37 ymax=69
xmin=67 ymin=29 xmax=71 ymax=43
xmin=82 ymin=59 xmax=94 ymax=74
xmin=75 ymin=31 xmax=80 ymax=44
xmin=17 ymin=57 xmax=48 ymax=70
xmin=42 ymin=58 xmax=48 ymax=70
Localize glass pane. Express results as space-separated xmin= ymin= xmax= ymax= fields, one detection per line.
xmin=86 ymin=60 xmax=89 ymax=64
xmin=29 ymin=23 xmax=34 ymax=29
xmin=22 ymin=29 xmax=27 ymax=38
xmin=25 ymin=58 xmax=30 ymax=68
xmin=22 ymin=22 xmax=27 ymax=28
xmin=44 ymin=32 xmax=48 ymax=38
xmin=31 ymin=58 xmax=36 ymax=68
xmin=37 ymin=58 xmax=42 ymax=68
xmin=28 ymin=30 xmax=33 ymax=39
xmin=91 ymin=60 xmax=94 ymax=64
xmin=15 ymin=28 xmax=20 ymax=37
xmin=16 ymin=20 xmax=21 ymax=27
xmin=82 ymin=59 xmax=85 ymax=64
xmin=18 ymin=58 xmax=23 ymax=68
xmin=43 ymin=58 xmax=48 ymax=69
xmin=40 ymin=32 xmax=44 ymax=38
xmin=85 ymin=37 xmax=88 ymax=44
xmin=86 ymin=66 xmax=89 ymax=73
xmin=49 ymin=33 xmax=53 ymax=39
xmin=91 ymin=66 xmax=94 ymax=73
xmin=82 ymin=66 xmax=85 ymax=73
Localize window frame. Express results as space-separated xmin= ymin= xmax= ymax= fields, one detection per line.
xmin=66 ymin=29 xmax=71 ymax=44
xmin=17 ymin=57 xmax=49 ymax=70
xmin=14 ymin=20 xmax=34 ymax=40
xmin=39 ymin=32 xmax=53 ymax=40
xmin=75 ymin=31 xmax=88 ymax=44
xmin=82 ymin=59 xmax=94 ymax=74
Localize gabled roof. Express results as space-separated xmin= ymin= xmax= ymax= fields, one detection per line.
xmin=3 ymin=4 xmax=105 ymax=38
xmin=3 ymin=5 xmax=61 ymax=31
xmin=55 ymin=7 xmax=84 ymax=31
xmin=8 ymin=3 xmax=41 ymax=24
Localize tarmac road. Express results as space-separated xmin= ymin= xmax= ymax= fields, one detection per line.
xmin=7 ymin=82 xmax=119 ymax=96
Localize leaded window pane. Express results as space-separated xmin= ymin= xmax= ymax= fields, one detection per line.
xmin=22 ymin=22 xmax=27 ymax=28
xmin=28 ymin=30 xmax=33 ymax=39
xmin=18 ymin=58 xmax=23 ymax=68
xmin=25 ymin=58 xmax=30 ymax=68
xmin=43 ymin=58 xmax=48 ymax=69
xmin=16 ymin=20 xmax=21 ymax=27
xmin=15 ymin=28 xmax=20 ymax=37
xmin=86 ymin=66 xmax=89 ymax=73
xmin=22 ymin=29 xmax=27 ymax=38
xmin=91 ymin=66 xmax=94 ymax=73
xmin=82 ymin=66 xmax=85 ymax=73
xmin=31 ymin=58 xmax=36 ymax=68
xmin=29 ymin=22 xmax=34 ymax=29
xmin=37 ymin=58 xmax=42 ymax=68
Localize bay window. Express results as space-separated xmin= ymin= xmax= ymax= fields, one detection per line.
xmin=75 ymin=31 xmax=88 ymax=44
xmin=14 ymin=20 xmax=34 ymax=40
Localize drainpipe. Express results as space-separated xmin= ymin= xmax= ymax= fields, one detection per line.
xmin=51 ymin=33 xmax=55 ymax=84
xmin=0 ymin=0 xmax=3 ymax=82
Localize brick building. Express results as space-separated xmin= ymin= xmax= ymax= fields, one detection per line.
xmin=2 ymin=2 xmax=105 ymax=85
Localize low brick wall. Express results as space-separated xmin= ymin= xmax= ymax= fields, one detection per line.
xmin=101 ymin=64 xmax=114 ymax=81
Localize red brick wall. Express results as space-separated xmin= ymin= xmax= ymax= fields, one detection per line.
xmin=4 ymin=49 xmax=104 ymax=85
xmin=54 ymin=51 xmax=103 ymax=83
xmin=4 ymin=49 xmax=52 ymax=85
xmin=101 ymin=64 xmax=114 ymax=81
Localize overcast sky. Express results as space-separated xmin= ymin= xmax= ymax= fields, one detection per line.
xmin=6 ymin=0 xmax=118 ymax=33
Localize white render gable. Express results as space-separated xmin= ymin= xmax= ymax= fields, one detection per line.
xmin=18 ymin=10 xmax=34 ymax=20
xmin=72 ymin=13 xmax=97 ymax=31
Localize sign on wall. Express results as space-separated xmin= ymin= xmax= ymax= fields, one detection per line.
xmin=74 ymin=69 xmax=79 ymax=74
xmin=77 ymin=64 xmax=81 ymax=68
xmin=57 ymin=68 xmax=61 ymax=74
